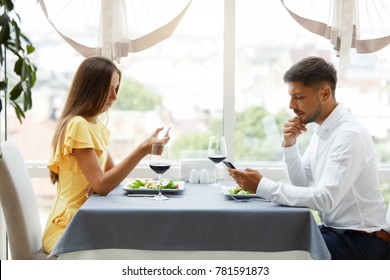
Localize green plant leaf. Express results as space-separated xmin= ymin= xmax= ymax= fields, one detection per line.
xmin=0 ymin=81 xmax=7 ymax=91
xmin=0 ymin=0 xmax=37 ymax=121
xmin=11 ymin=19 xmax=21 ymax=50
xmin=24 ymin=87 xmax=32 ymax=111
xmin=30 ymin=65 xmax=37 ymax=86
xmin=14 ymin=57 xmax=23 ymax=76
xmin=1 ymin=0 xmax=15 ymax=11
xmin=20 ymin=32 xmax=33 ymax=47
xmin=26 ymin=44 xmax=35 ymax=54
xmin=23 ymin=60 xmax=36 ymax=87
xmin=5 ymin=40 xmax=18 ymax=54
xmin=25 ymin=65 xmax=37 ymax=87
xmin=21 ymin=59 xmax=27 ymax=79
xmin=9 ymin=82 xmax=23 ymax=100
xmin=10 ymin=100 xmax=25 ymax=123
xmin=0 ymin=13 xmax=11 ymax=44
xmin=0 ymin=44 xmax=3 ymax=64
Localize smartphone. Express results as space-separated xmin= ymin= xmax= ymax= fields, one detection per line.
xmin=158 ymin=126 xmax=171 ymax=138
xmin=223 ymin=161 xmax=236 ymax=169
xmin=164 ymin=126 xmax=171 ymax=137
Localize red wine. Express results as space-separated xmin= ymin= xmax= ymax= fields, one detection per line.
xmin=149 ymin=164 xmax=170 ymax=174
xmin=208 ymin=156 xmax=226 ymax=164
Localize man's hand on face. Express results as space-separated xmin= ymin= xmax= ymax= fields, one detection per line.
xmin=283 ymin=117 xmax=307 ymax=147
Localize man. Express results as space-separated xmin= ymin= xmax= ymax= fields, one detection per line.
xmin=228 ymin=56 xmax=390 ymax=260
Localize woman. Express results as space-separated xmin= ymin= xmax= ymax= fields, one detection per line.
xmin=42 ymin=56 xmax=169 ymax=254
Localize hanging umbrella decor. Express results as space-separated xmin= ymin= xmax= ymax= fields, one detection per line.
xmin=280 ymin=0 xmax=390 ymax=76
xmin=38 ymin=0 xmax=192 ymax=62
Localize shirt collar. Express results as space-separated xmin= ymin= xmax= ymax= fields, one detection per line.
xmin=316 ymin=103 xmax=346 ymax=138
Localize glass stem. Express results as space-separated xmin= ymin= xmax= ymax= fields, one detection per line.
xmin=158 ymin=174 xmax=162 ymax=196
xmin=215 ymin=164 xmax=218 ymax=185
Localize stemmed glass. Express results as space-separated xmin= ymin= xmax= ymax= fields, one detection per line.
xmin=207 ymin=135 xmax=227 ymax=187
xmin=149 ymin=143 xmax=171 ymax=200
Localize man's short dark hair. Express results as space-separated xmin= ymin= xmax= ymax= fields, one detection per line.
xmin=283 ymin=56 xmax=337 ymax=94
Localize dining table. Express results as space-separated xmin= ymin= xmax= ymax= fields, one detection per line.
xmin=50 ymin=181 xmax=331 ymax=260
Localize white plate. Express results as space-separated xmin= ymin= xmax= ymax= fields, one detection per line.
xmin=123 ymin=178 xmax=184 ymax=193
xmin=221 ymin=185 xmax=259 ymax=199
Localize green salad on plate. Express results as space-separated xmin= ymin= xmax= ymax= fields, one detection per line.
xmin=126 ymin=179 xmax=179 ymax=190
xmin=229 ymin=185 xmax=251 ymax=195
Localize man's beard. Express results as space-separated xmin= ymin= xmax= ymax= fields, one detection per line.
xmin=294 ymin=106 xmax=322 ymax=124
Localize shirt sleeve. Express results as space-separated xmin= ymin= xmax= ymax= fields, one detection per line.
xmin=283 ymin=142 xmax=311 ymax=187
xmin=48 ymin=117 xmax=110 ymax=174
xmin=63 ymin=117 xmax=107 ymax=156
xmin=257 ymin=131 xmax=367 ymax=213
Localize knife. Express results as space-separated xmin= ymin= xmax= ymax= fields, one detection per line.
xmin=127 ymin=194 xmax=155 ymax=197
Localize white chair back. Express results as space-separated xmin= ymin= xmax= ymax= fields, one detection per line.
xmin=0 ymin=141 xmax=45 ymax=259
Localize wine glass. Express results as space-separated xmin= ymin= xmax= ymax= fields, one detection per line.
xmin=207 ymin=135 xmax=227 ymax=187
xmin=149 ymin=143 xmax=171 ymax=200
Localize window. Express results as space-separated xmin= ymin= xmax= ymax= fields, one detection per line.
xmin=7 ymin=0 xmax=224 ymax=164
xmin=4 ymin=0 xmax=390 ymax=206
xmin=107 ymin=0 xmax=225 ymax=161
xmin=235 ymin=0 xmax=390 ymax=165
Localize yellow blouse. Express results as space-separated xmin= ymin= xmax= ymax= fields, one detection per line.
xmin=42 ymin=116 xmax=110 ymax=254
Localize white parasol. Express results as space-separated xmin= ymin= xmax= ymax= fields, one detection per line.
xmin=38 ymin=0 xmax=192 ymax=62
xmin=281 ymin=0 xmax=390 ymax=76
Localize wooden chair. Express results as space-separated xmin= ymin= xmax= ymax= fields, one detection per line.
xmin=0 ymin=141 xmax=53 ymax=259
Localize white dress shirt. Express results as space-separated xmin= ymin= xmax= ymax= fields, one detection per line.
xmin=257 ymin=104 xmax=390 ymax=232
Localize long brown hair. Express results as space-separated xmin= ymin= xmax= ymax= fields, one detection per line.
xmin=50 ymin=56 xmax=121 ymax=184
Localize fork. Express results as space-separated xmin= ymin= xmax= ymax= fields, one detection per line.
xmin=230 ymin=195 xmax=249 ymax=203
xmin=230 ymin=195 xmax=270 ymax=203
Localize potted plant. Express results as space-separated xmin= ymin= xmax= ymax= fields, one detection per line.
xmin=0 ymin=0 xmax=37 ymax=123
